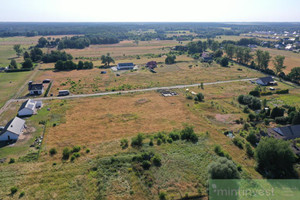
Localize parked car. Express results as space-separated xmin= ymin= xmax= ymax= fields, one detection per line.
xmin=43 ymin=79 xmax=51 ymax=83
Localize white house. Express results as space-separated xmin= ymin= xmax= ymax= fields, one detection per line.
xmin=117 ymin=63 xmax=134 ymax=70
xmin=28 ymin=81 xmax=44 ymax=95
xmin=0 ymin=117 xmax=25 ymax=141
xmin=18 ymin=99 xmax=42 ymax=117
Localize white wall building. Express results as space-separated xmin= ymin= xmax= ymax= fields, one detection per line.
xmin=0 ymin=117 xmax=25 ymax=141
xmin=18 ymin=99 xmax=42 ymax=117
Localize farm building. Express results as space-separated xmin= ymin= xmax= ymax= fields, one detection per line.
xmin=201 ymin=52 xmax=212 ymax=62
xmin=28 ymin=81 xmax=44 ymax=95
xmin=117 ymin=63 xmax=134 ymax=70
xmin=267 ymin=125 xmax=300 ymax=140
xmin=146 ymin=61 xmax=157 ymax=69
xmin=256 ymin=76 xmax=277 ymax=86
xmin=0 ymin=117 xmax=25 ymax=141
xmin=18 ymin=99 xmax=42 ymax=117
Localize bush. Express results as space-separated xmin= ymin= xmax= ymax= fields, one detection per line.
xmin=142 ymin=160 xmax=151 ymax=170
xmin=167 ymin=137 xmax=173 ymax=143
xmin=237 ymin=95 xmax=261 ymax=110
xmin=157 ymin=138 xmax=162 ymax=146
xmin=149 ymin=138 xmax=154 ymax=146
xmin=62 ymin=147 xmax=70 ymax=160
xmin=194 ymin=93 xmax=204 ymax=102
xmin=275 ymin=116 xmax=289 ymax=125
xmin=246 ymin=143 xmax=254 ymax=157
xmin=249 ymin=90 xmax=260 ymax=97
xmin=159 ymin=191 xmax=167 ymax=200
xmin=9 ymin=158 xmax=15 ymax=164
xmin=49 ymin=148 xmax=57 ymax=156
xmin=214 ymin=145 xmax=225 ymax=156
xmin=208 ymin=157 xmax=240 ymax=179
xmin=246 ymin=131 xmax=258 ymax=146
xmin=19 ymin=191 xmax=25 ymax=198
xmin=70 ymin=155 xmax=76 ymax=162
xmin=180 ymin=126 xmax=198 ymax=143
xmin=260 ymin=92 xmax=273 ymax=96
xmin=86 ymin=148 xmax=90 ymax=153
xmin=232 ymin=137 xmax=244 ymax=149
xmin=220 ymin=56 xmax=229 ymax=67
xmin=151 ymin=155 xmax=162 ymax=167
xmin=169 ymin=131 xmax=180 ymax=141
xmin=243 ymin=106 xmax=250 ymax=113
xmin=131 ymin=133 xmax=144 ymax=148
xmin=72 ymin=145 xmax=81 ymax=153
xmin=120 ymin=139 xmax=129 ymax=149
xmin=248 ymin=113 xmax=256 ymax=121
xmin=276 ymin=89 xmax=289 ymax=94
xmin=10 ymin=186 xmax=18 ymax=195
xmin=186 ymin=95 xmax=193 ymax=100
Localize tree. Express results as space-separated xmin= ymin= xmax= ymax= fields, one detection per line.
xmin=292 ymin=112 xmax=300 ymax=125
xmin=288 ymin=67 xmax=300 ymax=83
xmin=131 ymin=133 xmax=144 ymax=148
xmin=255 ymin=50 xmax=271 ymax=71
xmin=13 ymin=44 xmax=23 ymax=57
xmin=30 ymin=47 xmax=43 ymax=62
xmin=101 ymin=53 xmax=115 ymax=66
xmin=9 ymin=59 xmax=17 ymax=69
xmin=270 ymin=107 xmax=285 ymax=119
xmin=23 ymin=51 xmax=30 ymax=60
xmin=37 ymin=37 xmax=48 ymax=47
xmin=214 ymin=49 xmax=223 ymax=58
xmin=62 ymin=147 xmax=70 ymax=160
xmin=22 ymin=58 xmax=33 ymax=69
xmin=220 ymin=56 xmax=229 ymax=67
xmin=78 ymin=61 xmax=84 ymax=69
xmin=208 ymin=157 xmax=240 ymax=179
xmin=224 ymin=44 xmax=235 ymax=59
xmin=273 ymin=55 xmax=286 ymax=76
xmin=194 ymin=93 xmax=204 ymax=102
xmin=165 ymin=55 xmax=176 ymax=64
xmin=256 ymin=137 xmax=296 ymax=178
xmin=211 ymin=41 xmax=220 ymax=51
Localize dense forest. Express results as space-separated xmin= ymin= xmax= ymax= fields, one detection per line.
xmin=1 ymin=22 xmax=299 ymax=37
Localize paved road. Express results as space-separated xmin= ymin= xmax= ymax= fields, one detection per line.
xmin=8 ymin=78 xmax=256 ymax=104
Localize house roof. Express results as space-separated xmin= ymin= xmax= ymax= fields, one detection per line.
xmin=1 ymin=117 xmax=25 ymax=136
xmin=29 ymin=83 xmax=43 ymax=91
xmin=19 ymin=99 xmax=36 ymax=112
xmin=267 ymin=125 xmax=300 ymax=140
xmin=117 ymin=63 xmax=134 ymax=67
xmin=257 ymin=76 xmax=274 ymax=84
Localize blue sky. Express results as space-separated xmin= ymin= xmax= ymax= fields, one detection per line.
xmin=0 ymin=0 xmax=299 ymax=22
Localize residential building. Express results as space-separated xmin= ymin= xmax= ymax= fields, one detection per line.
xmin=117 ymin=63 xmax=134 ymax=70
xmin=28 ymin=81 xmax=44 ymax=95
xmin=0 ymin=117 xmax=25 ymax=141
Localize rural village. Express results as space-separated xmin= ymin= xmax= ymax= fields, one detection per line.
xmin=0 ymin=22 xmax=299 ymax=199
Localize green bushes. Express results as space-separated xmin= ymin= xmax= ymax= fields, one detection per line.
xmin=10 ymin=186 xmax=18 ymax=195
xmin=9 ymin=158 xmax=15 ymax=164
xmin=62 ymin=147 xmax=70 ymax=160
xmin=120 ymin=139 xmax=129 ymax=149
xmin=246 ymin=143 xmax=254 ymax=157
xmin=151 ymin=155 xmax=162 ymax=167
xmin=208 ymin=157 xmax=240 ymax=179
xmin=49 ymin=148 xmax=57 ymax=156
xmin=214 ymin=145 xmax=232 ymax=159
xmin=237 ymin=95 xmax=261 ymax=110
xmin=276 ymin=89 xmax=289 ymax=94
xmin=249 ymin=90 xmax=260 ymax=97
xmin=72 ymin=145 xmax=81 ymax=153
xmin=131 ymin=133 xmax=144 ymax=148
xmin=180 ymin=126 xmax=198 ymax=143
xmin=260 ymin=91 xmax=273 ymax=96
xmin=194 ymin=93 xmax=204 ymax=102
xmin=232 ymin=137 xmax=244 ymax=149
xmin=270 ymin=107 xmax=285 ymax=119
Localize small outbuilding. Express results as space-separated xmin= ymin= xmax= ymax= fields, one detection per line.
xmin=256 ymin=76 xmax=277 ymax=86
xmin=0 ymin=117 xmax=25 ymax=141
xmin=18 ymin=99 xmax=42 ymax=117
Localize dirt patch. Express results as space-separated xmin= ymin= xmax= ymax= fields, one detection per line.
xmin=215 ymin=114 xmax=235 ymax=123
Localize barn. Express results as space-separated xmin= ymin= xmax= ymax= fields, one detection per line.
xmin=18 ymin=99 xmax=42 ymax=117
xmin=0 ymin=117 xmax=25 ymax=141
xmin=117 ymin=63 xmax=134 ymax=70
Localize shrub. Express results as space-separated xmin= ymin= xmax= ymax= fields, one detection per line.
xmin=276 ymin=89 xmax=289 ymax=94
xmin=159 ymin=191 xmax=167 ymax=200
xmin=275 ymin=116 xmax=289 ymax=125
xmin=49 ymin=148 xmax=57 ymax=156
xmin=260 ymin=92 xmax=273 ymax=96
xmin=10 ymin=186 xmax=18 ymax=195
xmin=73 ymin=152 xmax=80 ymax=158
xmin=237 ymin=95 xmax=261 ymax=110
xmin=208 ymin=157 xmax=240 ymax=179
xmin=186 ymin=95 xmax=193 ymax=100
xmin=246 ymin=131 xmax=258 ymax=146
xmin=62 ymin=147 xmax=70 ymax=160
xmin=131 ymin=133 xmax=144 ymax=148
xmin=120 ymin=139 xmax=129 ymax=149
xmin=233 ymin=137 xmax=244 ymax=149
xmin=246 ymin=143 xmax=254 ymax=157
xmin=72 ymin=145 xmax=81 ymax=153
xmin=180 ymin=126 xmax=198 ymax=143
xmin=243 ymin=106 xmax=250 ymax=113
xmin=157 ymin=138 xmax=162 ymax=146
xmin=167 ymin=137 xmax=173 ymax=143
xmin=194 ymin=93 xmax=204 ymax=102
xmin=142 ymin=160 xmax=151 ymax=170
xmin=249 ymin=90 xmax=260 ymax=97
xmin=9 ymin=158 xmax=15 ymax=164
xmin=86 ymin=148 xmax=90 ymax=153
xmin=70 ymin=155 xmax=76 ymax=162
xmin=214 ymin=145 xmax=225 ymax=157
xmin=149 ymin=138 xmax=154 ymax=146
xmin=248 ymin=113 xmax=255 ymax=121
xmin=152 ymin=155 xmax=162 ymax=167
xmin=169 ymin=131 xmax=180 ymax=141
xmin=19 ymin=191 xmax=25 ymax=198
